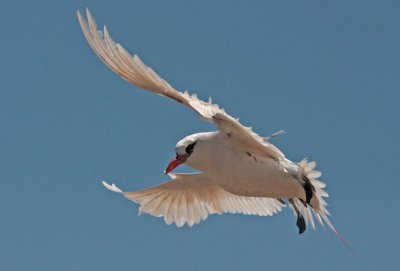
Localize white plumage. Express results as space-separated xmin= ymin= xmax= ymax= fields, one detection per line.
xmin=77 ymin=9 xmax=353 ymax=254
xmin=104 ymin=173 xmax=284 ymax=227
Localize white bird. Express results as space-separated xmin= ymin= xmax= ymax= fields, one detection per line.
xmin=77 ymin=9 xmax=353 ymax=253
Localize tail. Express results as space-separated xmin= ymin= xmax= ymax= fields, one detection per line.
xmin=290 ymin=159 xmax=355 ymax=256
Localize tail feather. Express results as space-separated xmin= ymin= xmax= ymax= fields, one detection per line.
xmin=320 ymin=212 xmax=356 ymax=256
xmin=291 ymin=159 xmax=355 ymax=256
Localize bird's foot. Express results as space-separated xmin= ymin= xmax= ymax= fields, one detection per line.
xmin=296 ymin=213 xmax=306 ymax=234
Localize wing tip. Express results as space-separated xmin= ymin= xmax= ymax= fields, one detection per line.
xmin=102 ymin=181 xmax=123 ymax=193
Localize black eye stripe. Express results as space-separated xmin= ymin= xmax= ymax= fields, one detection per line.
xmin=185 ymin=141 xmax=196 ymax=154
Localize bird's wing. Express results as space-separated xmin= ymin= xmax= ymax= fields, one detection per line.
xmin=212 ymin=113 xmax=285 ymax=159
xmin=77 ymin=9 xmax=284 ymax=160
xmin=102 ymin=173 xmax=284 ymax=227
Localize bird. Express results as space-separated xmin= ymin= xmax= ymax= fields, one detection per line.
xmin=77 ymin=9 xmax=353 ymax=253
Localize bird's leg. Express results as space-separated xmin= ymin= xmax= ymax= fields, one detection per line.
xmin=296 ymin=160 xmax=316 ymax=205
xmin=302 ymin=175 xmax=315 ymax=205
xmin=289 ymin=199 xmax=306 ymax=235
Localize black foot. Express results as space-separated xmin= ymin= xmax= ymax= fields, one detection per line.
xmin=302 ymin=176 xmax=315 ymax=204
xmin=296 ymin=213 xmax=306 ymax=234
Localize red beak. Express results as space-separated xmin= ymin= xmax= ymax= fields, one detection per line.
xmin=165 ymin=154 xmax=188 ymax=174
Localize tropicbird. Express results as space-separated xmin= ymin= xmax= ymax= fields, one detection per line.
xmin=77 ymin=9 xmax=353 ymax=253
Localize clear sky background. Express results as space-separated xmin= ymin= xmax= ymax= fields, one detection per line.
xmin=1 ymin=1 xmax=399 ymax=270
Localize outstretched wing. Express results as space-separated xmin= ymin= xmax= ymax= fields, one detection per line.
xmin=102 ymin=173 xmax=284 ymax=227
xmin=78 ymin=9 xmax=284 ymax=159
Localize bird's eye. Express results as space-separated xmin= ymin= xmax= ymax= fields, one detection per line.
xmin=185 ymin=141 xmax=196 ymax=154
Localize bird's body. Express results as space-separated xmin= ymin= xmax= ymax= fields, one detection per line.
xmin=77 ymin=9 xmax=353 ymax=254
xmin=184 ymin=132 xmax=304 ymax=200
xmin=212 ymin=151 xmax=304 ymax=200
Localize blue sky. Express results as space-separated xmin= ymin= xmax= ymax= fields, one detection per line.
xmin=1 ymin=1 xmax=399 ymax=270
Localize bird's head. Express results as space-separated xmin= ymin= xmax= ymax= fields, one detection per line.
xmin=165 ymin=132 xmax=215 ymax=174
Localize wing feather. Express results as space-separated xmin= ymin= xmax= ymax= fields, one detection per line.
xmin=102 ymin=173 xmax=284 ymax=227
xmin=213 ymin=113 xmax=285 ymax=159
xmin=78 ymin=9 xmax=285 ymax=159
